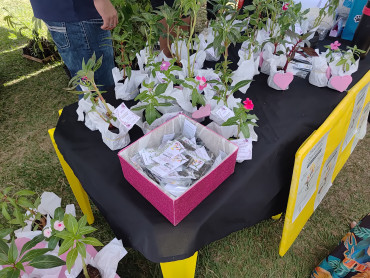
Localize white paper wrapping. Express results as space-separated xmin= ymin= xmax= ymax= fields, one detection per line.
xmin=231 ymin=59 xmax=256 ymax=93
xmin=309 ymin=56 xmax=329 ymax=87
xmin=261 ymin=43 xmax=287 ymax=75
xmin=113 ymin=67 xmax=147 ymax=101
xmin=94 ymin=238 xmax=127 ymax=278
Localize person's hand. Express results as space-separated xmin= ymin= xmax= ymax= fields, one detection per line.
xmin=93 ymin=0 xmax=118 ymax=30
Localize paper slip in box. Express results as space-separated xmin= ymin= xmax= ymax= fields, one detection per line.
xmin=118 ymin=114 xmax=238 ymax=226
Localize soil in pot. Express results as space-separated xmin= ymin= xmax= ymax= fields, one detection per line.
xmin=118 ymin=75 xmax=128 ymax=84
xmin=108 ymin=124 xmax=120 ymax=134
xmin=77 ymin=265 xmax=102 ymax=278
xmin=31 ymin=214 xmax=48 ymax=231
xmin=22 ymin=38 xmax=59 ymax=61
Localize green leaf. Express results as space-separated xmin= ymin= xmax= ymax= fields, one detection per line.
xmin=154 ymin=83 xmax=169 ymax=95
xmin=58 ymin=238 xmax=74 ymax=255
xmin=2 ymin=187 xmax=12 ymax=195
xmin=20 ymin=248 xmax=51 ymax=263
xmin=64 ymin=214 xmax=78 ymax=234
xmin=8 ymin=239 xmax=18 ymax=264
xmin=240 ymin=123 xmax=250 ymax=138
xmin=54 ymin=207 xmax=64 ymax=222
xmin=131 ymin=105 xmax=147 ymax=111
xmin=146 ymin=103 xmax=161 ymax=125
xmin=222 ymin=116 xmax=238 ymax=126
xmin=4 ymin=268 xmax=19 ymax=278
xmin=1 ymin=203 xmax=11 ymax=221
xmin=29 ymin=255 xmax=66 ymax=269
xmin=231 ymin=80 xmax=252 ymax=94
xmin=15 ymin=262 xmax=25 ymax=272
xmin=78 ymin=226 xmax=96 ymax=236
xmin=0 ymin=267 xmax=12 ymax=277
xmin=54 ymin=231 xmax=72 ymax=240
xmin=77 ymin=215 xmax=87 ymax=232
xmin=14 ymin=190 xmax=35 ymax=197
xmin=66 ymin=248 xmax=78 ymax=273
xmin=17 ymin=197 xmax=35 ymax=209
xmin=0 ymin=229 xmax=12 ymax=239
xmin=0 ymin=239 xmax=9 ymax=255
xmin=247 ymin=114 xmax=259 ymax=120
xmin=48 ymin=236 xmax=59 ymax=250
xmin=76 ymin=241 xmax=86 ymax=258
xmin=0 ymin=251 xmax=8 ymax=263
xmin=20 ymin=234 xmax=44 ymax=256
xmin=80 ymin=237 xmax=103 ymax=247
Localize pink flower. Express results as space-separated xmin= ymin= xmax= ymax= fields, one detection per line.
xmin=54 ymin=220 xmax=65 ymax=231
xmin=196 ymin=76 xmax=207 ymax=90
xmin=330 ymin=41 xmax=341 ymax=51
xmin=282 ymin=3 xmax=289 ymax=10
xmin=160 ymin=61 xmax=171 ymax=71
xmin=81 ymin=76 xmax=88 ymax=81
xmin=43 ymin=227 xmax=52 ymax=238
xmin=243 ymin=98 xmax=254 ymax=110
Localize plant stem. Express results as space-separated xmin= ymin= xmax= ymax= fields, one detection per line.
xmin=91 ymin=81 xmax=113 ymax=118
xmin=81 ymin=257 xmax=89 ymax=278
xmin=283 ymin=39 xmax=301 ymax=72
xmin=187 ymin=14 xmax=196 ymax=77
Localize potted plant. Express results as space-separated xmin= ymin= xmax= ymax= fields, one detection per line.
xmin=0 ymin=230 xmax=65 ymax=277
xmin=3 ymin=9 xmax=60 ymax=63
xmin=69 ymin=53 xmax=131 ymax=150
xmin=0 ymin=186 xmax=46 ymax=231
xmin=54 ymin=214 xmax=103 ymax=278
xmin=325 ymin=43 xmax=365 ymax=92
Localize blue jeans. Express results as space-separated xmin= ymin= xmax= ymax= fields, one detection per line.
xmin=44 ymin=19 xmax=115 ymax=91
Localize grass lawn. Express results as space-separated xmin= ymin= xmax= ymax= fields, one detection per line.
xmin=0 ymin=1 xmax=369 ymax=277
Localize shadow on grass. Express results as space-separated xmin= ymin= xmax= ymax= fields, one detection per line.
xmin=0 ymin=26 xmax=29 ymax=52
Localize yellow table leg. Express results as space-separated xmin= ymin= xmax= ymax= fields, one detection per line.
xmin=160 ymin=252 xmax=198 ymax=278
xmin=48 ymin=128 xmax=94 ymax=224
xmin=271 ymin=213 xmax=282 ymax=220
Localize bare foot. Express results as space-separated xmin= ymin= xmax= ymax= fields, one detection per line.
xmin=350 ymin=221 xmax=357 ymax=229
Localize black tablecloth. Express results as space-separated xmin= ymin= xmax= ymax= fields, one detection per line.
xmin=54 ymin=43 xmax=369 ymax=263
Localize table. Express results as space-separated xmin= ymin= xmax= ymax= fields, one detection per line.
xmin=51 ymin=43 xmax=369 ymax=274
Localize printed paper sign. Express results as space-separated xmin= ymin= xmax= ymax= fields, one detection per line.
xmin=114 ymin=102 xmax=140 ymax=130
xmin=188 ymin=155 xmax=205 ymax=171
xmin=292 ymin=132 xmax=328 ymax=222
xmin=195 ymin=146 xmax=211 ymax=161
xmin=153 ymin=141 xmax=186 ymax=165
xmin=314 ymin=143 xmax=340 ymax=210
xmin=233 ymin=139 xmax=253 ymax=161
xmin=162 ymin=133 xmax=175 ymax=143
xmin=214 ymin=106 xmax=235 ymax=122
xmin=183 ymin=119 xmax=197 ymax=139
xmin=351 ymin=102 xmax=370 ymax=153
xmin=342 ymin=84 xmax=368 ymax=151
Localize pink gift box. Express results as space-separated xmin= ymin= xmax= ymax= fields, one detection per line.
xmin=118 ymin=114 xmax=238 ymax=226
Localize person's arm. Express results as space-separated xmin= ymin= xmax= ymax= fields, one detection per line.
xmin=93 ymin=0 xmax=118 ymax=30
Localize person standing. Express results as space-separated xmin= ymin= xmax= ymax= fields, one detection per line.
xmin=29 ymin=0 xmax=118 ymax=90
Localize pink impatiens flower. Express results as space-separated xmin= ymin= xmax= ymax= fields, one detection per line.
xmin=54 ymin=220 xmax=65 ymax=231
xmin=330 ymin=41 xmax=341 ymax=51
xmin=160 ymin=61 xmax=171 ymax=71
xmin=282 ymin=3 xmax=289 ymax=10
xmin=196 ymin=76 xmax=207 ymax=90
xmin=43 ymin=227 xmax=52 ymax=238
xmin=243 ymin=98 xmax=254 ymax=110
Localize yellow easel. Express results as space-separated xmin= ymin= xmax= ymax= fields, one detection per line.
xmin=279 ymin=71 xmax=370 ymax=256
